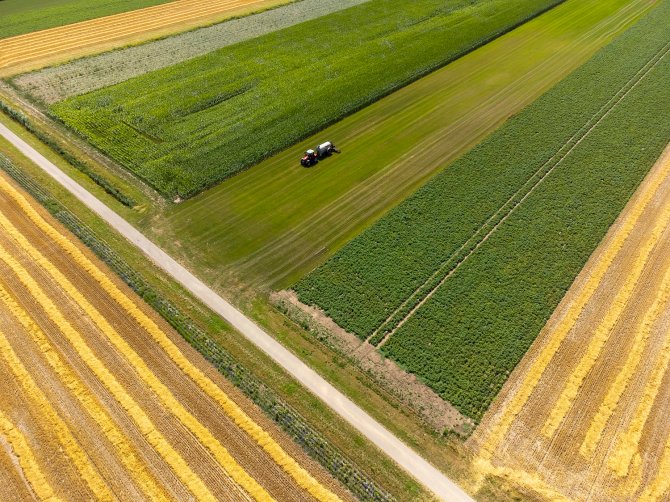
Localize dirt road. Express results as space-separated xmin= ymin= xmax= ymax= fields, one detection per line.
xmin=472 ymin=143 xmax=670 ymax=501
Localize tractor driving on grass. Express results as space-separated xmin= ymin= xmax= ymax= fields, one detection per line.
xmin=300 ymin=141 xmax=340 ymax=167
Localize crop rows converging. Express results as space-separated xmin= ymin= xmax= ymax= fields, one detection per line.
xmin=471 ymin=143 xmax=670 ymax=502
xmin=49 ymin=0 xmax=563 ymax=198
xmin=295 ymin=0 xmax=670 ymax=421
xmin=0 ymin=175 xmax=342 ymax=501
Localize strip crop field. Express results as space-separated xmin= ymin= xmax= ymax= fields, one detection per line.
xmin=472 ymin=144 xmax=670 ymax=501
xmin=296 ymin=0 xmax=670 ymax=421
xmin=0 ymin=168 xmax=346 ymax=501
xmin=151 ymin=0 xmax=654 ymax=290
xmin=0 ymin=0 xmax=171 ymax=40
xmin=12 ymin=0 xmax=371 ymax=104
xmin=50 ymin=0 xmax=563 ymax=199
xmin=0 ymin=0 xmax=292 ymax=73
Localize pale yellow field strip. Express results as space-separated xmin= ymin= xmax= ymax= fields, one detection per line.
xmin=541 ymin=196 xmax=670 ymax=438
xmin=609 ymin=325 xmax=670 ymax=476
xmin=638 ymin=434 xmax=670 ymax=501
xmin=477 ymin=145 xmax=670 ymax=463
xmin=0 ymin=235 xmax=260 ymax=500
xmin=580 ymin=252 xmax=670 ymax=457
xmin=0 ymin=180 xmax=341 ymax=502
xmin=0 ymin=323 xmax=113 ymax=500
xmin=0 ymin=279 xmax=168 ymax=500
xmin=0 ymin=0 xmax=282 ymax=68
xmin=0 ymin=242 xmax=218 ymax=501
xmin=0 ymin=408 xmax=60 ymax=502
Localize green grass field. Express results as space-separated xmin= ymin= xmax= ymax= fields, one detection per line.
xmin=51 ymin=0 xmax=562 ymax=198
xmin=156 ymin=0 xmax=653 ymax=289
xmin=0 ymin=0 xmax=172 ymax=39
xmin=296 ymin=0 xmax=670 ymax=420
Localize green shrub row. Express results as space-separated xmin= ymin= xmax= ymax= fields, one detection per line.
xmin=50 ymin=0 xmax=563 ymax=198
xmin=297 ymin=1 xmax=670 ymax=420
xmin=0 ymin=153 xmax=392 ymax=502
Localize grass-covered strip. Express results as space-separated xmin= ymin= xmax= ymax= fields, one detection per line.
xmin=296 ymin=1 xmax=670 ymax=420
xmin=0 ymin=0 xmax=172 ymax=39
xmin=51 ymin=0 xmax=562 ymax=198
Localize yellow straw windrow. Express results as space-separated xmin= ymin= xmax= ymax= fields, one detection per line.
xmin=0 ymin=279 xmax=168 ymax=501
xmin=0 ymin=407 xmax=60 ymax=502
xmin=0 ymin=242 xmax=216 ymax=501
xmin=0 ymin=177 xmax=341 ymax=502
xmin=0 ymin=321 xmax=113 ymax=500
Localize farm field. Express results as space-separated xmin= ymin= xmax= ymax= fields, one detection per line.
xmin=0 ymin=0 xmax=293 ymax=73
xmin=50 ymin=0 xmax=563 ymax=198
xmin=296 ymin=0 xmax=670 ymax=421
xmin=159 ymin=0 xmax=654 ymax=288
xmin=472 ymin=143 xmax=670 ymax=501
xmin=0 ymin=166 xmax=346 ymax=501
xmin=13 ymin=0 xmax=371 ymax=104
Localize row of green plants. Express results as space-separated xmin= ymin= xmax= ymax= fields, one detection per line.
xmin=49 ymin=0 xmax=564 ymax=198
xmin=0 ymin=153 xmax=392 ymax=502
xmin=297 ymin=0 xmax=670 ymax=420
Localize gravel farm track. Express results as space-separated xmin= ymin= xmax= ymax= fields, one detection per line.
xmin=0 ymin=0 xmax=292 ymax=73
xmin=0 ymin=172 xmax=347 ymax=501
xmin=472 ymin=143 xmax=670 ymax=501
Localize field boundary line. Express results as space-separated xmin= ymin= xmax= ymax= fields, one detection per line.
xmin=0 ymin=123 xmax=473 ymax=501
xmin=0 ymin=218 xmax=267 ymax=501
xmin=475 ymin=139 xmax=670 ymax=465
xmin=0 ymin=407 xmax=60 ymax=501
xmin=0 ymin=312 xmax=113 ymax=500
xmin=580 ymin=226 xmax=670 ymax=457
xmin=372 ymin=36 xmax=670 ymax=349
xmin=0 ymin=240 xmax=219 ymax=501
xmin=0 ymin=180 xmax=342 ymax=502
xmin=0 ymin=274 xmax=169 ymax=501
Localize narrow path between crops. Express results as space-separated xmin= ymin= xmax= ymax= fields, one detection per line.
xmin=0 ymin=121 xmax=473 ymax=502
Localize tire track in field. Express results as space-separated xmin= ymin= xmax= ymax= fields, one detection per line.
xmin=0 ymin=180 xmax=343 ymax=502
xmin=372 ymin=35 xmax=670 ymax=349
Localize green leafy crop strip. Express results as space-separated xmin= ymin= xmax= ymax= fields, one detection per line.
xmin=0 ymin=154 xmax=393 ymax=502
xmin=296 ymin=0 xmax=670 ymax=420
xmin=50 ymin=0 xmax=564 ymax=199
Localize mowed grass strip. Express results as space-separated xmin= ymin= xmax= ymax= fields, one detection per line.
xmin=0 ymin=0 xmax=172 ymax=40
xmin=296 ymin=0 xmax=670 ymax=420
xmin=51 ymin=0 xmax=562 ymax=198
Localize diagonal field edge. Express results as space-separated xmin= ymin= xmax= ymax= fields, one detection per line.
xmin=0 ymin=121 xmax=473 ymax=501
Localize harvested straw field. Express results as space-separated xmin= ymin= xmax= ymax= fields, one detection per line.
xmin=0 ymin=172 xmax=345 ymax=501
xmin=472 ymin=144 xmax=670 ymax=501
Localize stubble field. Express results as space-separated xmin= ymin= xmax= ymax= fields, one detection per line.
xmin=0 ymin=170 xmax=344 ymax=501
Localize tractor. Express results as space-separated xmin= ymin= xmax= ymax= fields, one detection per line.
xmin=300 ymin=141 xmax=340 ymax=167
